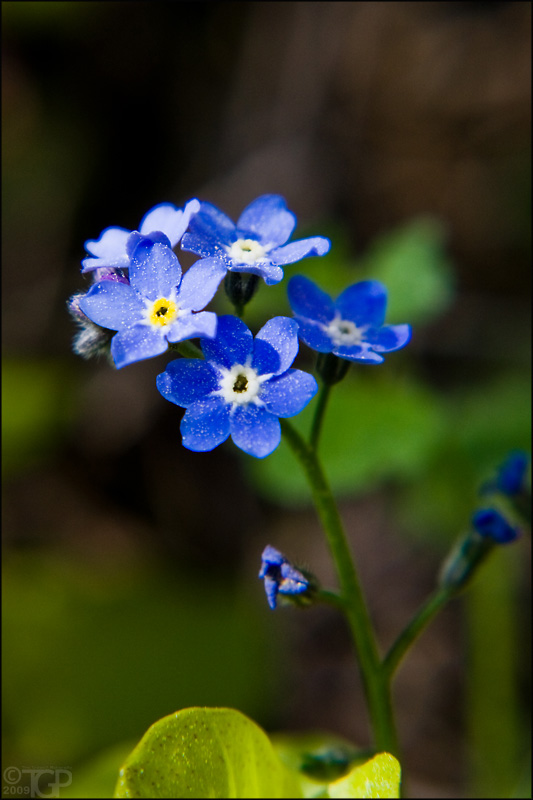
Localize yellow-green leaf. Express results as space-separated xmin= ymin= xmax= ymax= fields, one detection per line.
xmin=327 ymin=753 xmax=401 ymax=799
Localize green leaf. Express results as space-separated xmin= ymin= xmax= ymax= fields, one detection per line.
xmin=114 ymin=707 xmax=303 ymax=799
xmin=327 ymin=753 xmax=401 ymax=798
xmin=358 ymin=217 xmax=455 ymax=325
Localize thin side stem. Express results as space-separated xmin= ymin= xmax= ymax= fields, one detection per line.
xmin=310 ymin=381 xmax=331 ymax=450
xmin=168 ymin=340 xmax=204 ymax=359
xmin=280 ymin=419 xmax=398 ymax=756
xmin=382 ymin=587 xmax=453 ymax=679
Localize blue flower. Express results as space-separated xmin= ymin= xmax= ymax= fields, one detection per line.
xmin=287 ymin=275 xmax=411 ymax=363
xmin=494 ymin=451 xmax=529 ymax=496
xmin=472 ymin=508 xmax=520 ymax=544
xmin=156 ymin=315 xmax=318 ymax=458
xmin=259 ymin=546 xmax=311 ymax=609
xmin=78 ymin=233 xmax=226 ymax=369
xmin=180 ymin=195 xmax=331 ymax=286
xmin=81 ymin=199 xmax=200 ymax=273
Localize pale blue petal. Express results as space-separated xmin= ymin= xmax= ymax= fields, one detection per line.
xmin=78 ymin=281 xmax=143 ymax=330
xmin=252 ymin=316 xmax=299 ymax=375
xmin=270 ymin=236 xmax=330 ymax=265
xmin=156 ymin=359 xmax=219 ymax=407
xmin=82 ymin=226 xmax=131 ymax=272
xmin=230 ymin=404 xmax=281 ymax=458
xmin=165 ymin=311 xmax=218 ymax=343
xmin=335 ymin=281 xmax=387 ymax=327
xmin=229 ymin=261 xmax=284 ymax=285
xmin=332 ymin=343 xmax=384 ymax=364
xmin=181 ymin=397 xmax=231 ymax=452
xmin=236 ymin=195 xmax=296 ymax=248
xmin=139 ymin=199 xmax=200 ymax=247
xmin=201 ymin=315 xmax=253 ymax=369
xmin=177 ymin=257 xmax=226 ymax=310
xmin=260 ymin=369 xmax=318 ymax=417
xmin=111 ymin=326 xmax=168 ymax=369
xmin=263 ymin=576 xmax=279 ymax=609
xmin=181 ymin=201 xmax=236 ymax=256
xmin=129 ymin=238 xmax=182 ymax=300
xmin=287 ymin=275 xmax=335 ymax=323
xmin=364 ymin=324 xmax=411 ymax=353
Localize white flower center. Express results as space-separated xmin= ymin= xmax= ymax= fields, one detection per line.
xmin=326 ymin=316 xmax=366 ymax=347
xmin=228 ymin=238 xmax=267 ymax=265
xmin=214 ymin=363 xmax=269 ymax=406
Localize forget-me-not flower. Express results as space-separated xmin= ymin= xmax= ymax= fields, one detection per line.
xmin=79 ymin=233 xmax=226 ymax=369
xmin=481 ymin=450 xmax=530 ymax=497
xmin=472 ymin=508 xmax=520 ymax=544
xmin=180 ymin=195 xmax=331 ymax=286
xmin=156 ymin=315 xmax=318 ymax=458
xmin=81 ymin=198 xmax=200 ymax=273
xmin=288 ymin=275 xmax=411 ymax=363
xmin=259 ymin=545 xmax=312 ymax=609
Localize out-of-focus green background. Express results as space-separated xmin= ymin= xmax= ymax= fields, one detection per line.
xmin=2 ymin=3 xmax=530 ymax=798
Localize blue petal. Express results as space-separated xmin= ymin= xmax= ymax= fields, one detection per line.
xmin=129 ymin=238 xmax=182 ymax=301
xmin=165 ymin=311 xmax=218 ymax=343
xmin=364 ymin=324 xmax=411 ymax=353
xmin=332 ymin=343 xmax=384 ymax=364
xmin=110 ymin=326 xmax=168 ymax=369
xmin=157 ymin=359 xmax=219 ymax=407
xmin=263 ymin=575 xmax=279 ymax=609
xmin=228 ymin=261 xmax=284 ymax=286
xmin=180 ymin=397 xmax=231 ymax=452
xmin=260 ymin=369 xmax=318 ymax=417
xmin=472 ymin=508 xmax=520 ymax=544
xmin=126 ymin=230 xmax=171 ymax=259
xmin=287 ymin=275 xmax=335 ymax=323
xmin=82 ymin=226 xmax=131 ymax=272
xmin=181 ymin=201 xmax=236 ymax=256
xmin=335 ymin=281 xmax=388 ymax=327
xmin=294 ymin=319 xmax=334 ymax=353
xmin=78 ymin=281 xmax=143 ymax=330
xmin=236 ymin=195 xmax=296 ymax=248
xmin=230 ymin=404 xmax=281 ymax=458
xmin=139 ymin=199 xmax=200 ymax=247
xmin=177 ymin=257 xmax=226 ymax=311
xmin=201 ymin=315 xmax=253 ymax=369
xmin=270 ymin=236 xmax=330 ymax=265
xmin=252 ymin=317 xmax=299 ymax=376
xmin=259 ymin=545 xmax=285 ymax=575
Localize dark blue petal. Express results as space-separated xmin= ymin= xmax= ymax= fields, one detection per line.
xmin=157 ymin=359 xmax=219 ymax=407
xmin=78 ymin=281 xmax=143 ymax=331
xmin=230 ymin=404 xmax=281 ymax=458
xmin=129 ymin=238 xmax=182 ymax=301
xmin=252 ymin=317 xmax=299 ymax=376
xmin=260 ymin=369 xmax=318 ymax=418
xmin=294 ymin=319 xmax=334 ymax=353
xmin=270 ymin=236 xmax=331 ymax=265
xmin=472 ymin=508 xmax=520 ymax=544
xmin=236 ymin=195 xmax=296 ymax=248
xmin=332 ymin=343 xmax=384 ymax=363
xmin=364 ymin=324 xmax=412 ymax=353
xmin=165 ymin=311 xmax=218 ymax=343
xmin=497 ymin=451 xmax=530 ymax=495
xmin=180 ymin=397 xmax=231 ymax=452
xmin=181 ymin=201 xmax=236 ymax=257
xmin=335 ymin=281 xmax=388 ymax=327
xmin=201 ymin=315 xmax=253 ymax=369
xmin=287 ymin=275 xmax=335 ymax=323
xmin=82 ymin=226 xmax=131 ymax=272
xmin=110 ymin=326 xmax=168 ymax=369
xmin=177 ymin=257 xmax=227 ymax=311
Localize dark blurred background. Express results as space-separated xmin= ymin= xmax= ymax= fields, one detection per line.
xmin=2 ymin=2 xmax=531 ymax=798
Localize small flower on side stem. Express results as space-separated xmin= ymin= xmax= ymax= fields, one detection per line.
xmin=259 ymin=545 xmax=318 ymax=609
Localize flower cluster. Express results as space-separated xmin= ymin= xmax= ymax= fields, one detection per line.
xmin=71 ymin=193 xmax=411 ymax=463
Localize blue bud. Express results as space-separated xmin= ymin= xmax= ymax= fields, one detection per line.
xmin=472 ymin=508 xmax=520 ymax=544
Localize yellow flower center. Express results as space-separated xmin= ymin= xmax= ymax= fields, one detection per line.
xmin=148 ymin=297 xmax=179 ymax=327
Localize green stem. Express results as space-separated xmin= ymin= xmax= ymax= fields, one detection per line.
xmin=168 ymin=340 xmax=204 ymax=359
xmin=310 ymin=381 xmax=331 ymax=451
xmin=382 ymin=587 xmax=453 ymax=679
xmin=280 ymin=419 xmax=398 ymax=756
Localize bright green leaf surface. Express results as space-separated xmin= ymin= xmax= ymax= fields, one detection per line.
xmin=114 ymin=707 xmax=303 ymax=799
xmin=328 ymin=753 xmax=401 ymax=799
